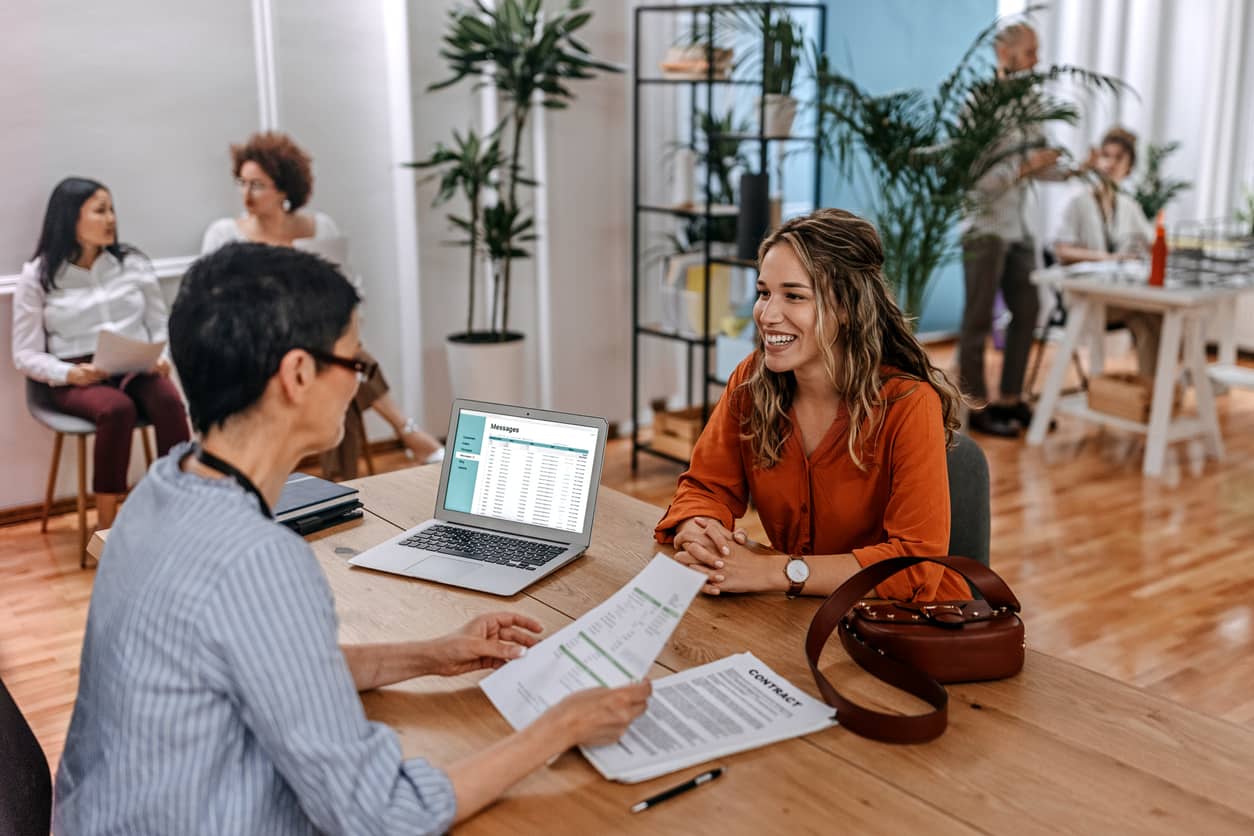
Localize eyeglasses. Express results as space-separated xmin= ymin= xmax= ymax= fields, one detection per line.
xmin=235 ymin=178 xmax=273 ymax=195
xmin=303 ymin=349 xmax=376 ymax=383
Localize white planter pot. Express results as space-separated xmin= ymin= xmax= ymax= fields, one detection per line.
xmin=759 ymin=94 xmax=798 ymax=139
xmin=445 ymin=334 xmax=527 ymax=404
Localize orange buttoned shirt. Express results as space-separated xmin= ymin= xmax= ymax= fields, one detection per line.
xmin=655 ymin=355 xmax=969 ymax=602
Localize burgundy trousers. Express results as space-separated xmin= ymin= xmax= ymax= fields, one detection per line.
xmin=45 ymin=373 xmax=191 ymax=494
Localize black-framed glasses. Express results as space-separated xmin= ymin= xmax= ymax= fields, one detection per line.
xmin=303 ymin=349 xmax=376 ymax=383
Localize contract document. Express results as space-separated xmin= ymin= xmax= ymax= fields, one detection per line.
xmin=480 ymin=554 xmax=706 ymax=730
xmin=581 ymin=652 xmax=837 ymax=783
xmin=93 ymin=329 xmax=166 ymax=375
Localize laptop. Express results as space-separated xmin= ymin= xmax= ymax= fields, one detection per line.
xmin=349 ymin=399 xmax=609 ymax=596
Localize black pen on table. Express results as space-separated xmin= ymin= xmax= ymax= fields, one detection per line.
xmin=630 ymin=767 xmax=724 ymax=813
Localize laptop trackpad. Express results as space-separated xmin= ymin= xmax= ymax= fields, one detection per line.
xmin=416 ymin=555 xmax=482 ymax=583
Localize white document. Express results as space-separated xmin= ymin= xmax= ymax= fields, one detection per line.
xmin=581 ymin=652 xmax=837 ymax=783
xmin=93 ymin=329 xmax=165 ymax=375
xmin=480 ymin=554 xmax=706 ymax=731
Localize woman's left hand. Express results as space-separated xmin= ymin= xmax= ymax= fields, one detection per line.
xmin=424 ymin=612 xmax=543 ymax=676
xmin=674 ymin=533 xmax=787 ymax=595
xmin=152 ymin=357 xmax=171 ymax=376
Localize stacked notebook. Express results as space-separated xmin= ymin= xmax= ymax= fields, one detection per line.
xmin=274 ymin=473 xmax=362 ymax=535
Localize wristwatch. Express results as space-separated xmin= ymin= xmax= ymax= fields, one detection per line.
xmin=784 ymin=556 xmax=809 ymax=598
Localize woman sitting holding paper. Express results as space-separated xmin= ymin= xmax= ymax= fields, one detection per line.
xmin=11 ymin=177 xmax=190 ymax=528
xmin=655 ymin=208 xmax=969 ymax=602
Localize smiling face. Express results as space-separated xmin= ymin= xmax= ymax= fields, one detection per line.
xmin=76 ymin=189 xmax=117 ymax=250
xmin=753 ymin=241 xmax=832 ymax=379
xmin=237 ymin=160 xmax=286 ymax=217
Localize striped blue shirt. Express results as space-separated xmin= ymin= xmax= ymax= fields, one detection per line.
xmin=54 ymin=443 xmax=457 ymax=835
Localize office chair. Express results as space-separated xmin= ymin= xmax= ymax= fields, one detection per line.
xmin=26 ymin=378 xmax=154 ymax=567
xmin=0 ymin=675 xmax=52 ymax=836
xmin=946 ymin=434 xmax=991 ymax=598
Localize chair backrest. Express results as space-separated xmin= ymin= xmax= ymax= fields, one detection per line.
xmin=0 ymin=676 xmax=52 ymax=836
xmin=946 ymin=433 xmax=990 ymax=567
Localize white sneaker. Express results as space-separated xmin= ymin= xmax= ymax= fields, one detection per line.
xmin=422 ymin=447 xmax=445 ymax=465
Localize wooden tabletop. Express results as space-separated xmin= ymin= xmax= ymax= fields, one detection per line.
xmin=84 ymin=464 xmax=1211 ymax=833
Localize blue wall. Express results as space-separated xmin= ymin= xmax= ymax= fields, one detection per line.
xmin=801 ymin=0 xmax=996 ymax=334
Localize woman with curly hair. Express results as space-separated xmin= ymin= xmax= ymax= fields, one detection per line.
xmin=202 ymin=132 xmax=442 ymax=474
xmin=654 ymin=208 xmax=971 ymax=602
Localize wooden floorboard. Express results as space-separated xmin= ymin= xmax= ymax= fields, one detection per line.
xmin=5 ymin=342 xmax=1254 ymax=773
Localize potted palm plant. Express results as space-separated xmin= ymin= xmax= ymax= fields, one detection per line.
xmin=813 ymin=17 xmax=1125 ymax=319
xmin=408 ymin=128 xmax=521 ymax=401
xmin=418 ymin=0 xmax=619 ymax=401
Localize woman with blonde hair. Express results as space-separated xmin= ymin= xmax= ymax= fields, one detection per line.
xmin=655 ymin=208 xmax=970 ymax=601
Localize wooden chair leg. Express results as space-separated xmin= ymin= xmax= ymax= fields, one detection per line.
xmin=77 ymin=435 xmax=89 ymax=569
xmin=42 ymin=433 xmax=64 ymax=532
xmin=141 ymin=426 xmax=155 ymax=467
xmin=360 ymin=420 xmax=376 ymax=476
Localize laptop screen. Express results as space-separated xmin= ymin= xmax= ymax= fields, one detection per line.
xmin=443 ymin=408 xmax=602 ymax=534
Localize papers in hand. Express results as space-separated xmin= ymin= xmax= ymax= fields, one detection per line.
xmin=480 ymin=554 xmax=706 ymax=731
xmin=582 ymin=652 xmax=836 ymax=783
xmin=93 ymin=329 xmax=166 ymax=375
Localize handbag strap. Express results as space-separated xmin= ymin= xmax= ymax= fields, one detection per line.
xmin=805 ymin=556 xmax=1021 ymax=744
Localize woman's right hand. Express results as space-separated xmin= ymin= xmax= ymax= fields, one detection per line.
xmin=539 ymin=681 xmax=652 ymax=749
xmin=674 ymin=516 xmax=749 ymax=568
xmin=66 ymin=363 xmax=109 ymax=387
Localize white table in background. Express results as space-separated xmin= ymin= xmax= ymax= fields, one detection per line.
xmin=1026 ymin=265 xmax=1254 ymax=477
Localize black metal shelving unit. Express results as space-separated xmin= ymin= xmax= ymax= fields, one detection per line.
xmin=630 ymin=1 xmax=827 ymax=471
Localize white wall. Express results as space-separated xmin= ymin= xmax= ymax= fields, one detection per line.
xmin=0 ymin=0 xmax=256 ymax=269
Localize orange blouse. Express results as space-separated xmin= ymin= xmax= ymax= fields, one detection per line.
xmin=655 ymin=355 xmax=969 ymax=602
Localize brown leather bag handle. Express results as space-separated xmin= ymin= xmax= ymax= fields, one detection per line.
xmin=805 ymin=556 xmax=1021 ymax=744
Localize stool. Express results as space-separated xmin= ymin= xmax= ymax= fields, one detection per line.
xmin=26 ymin=378 xmax=154 ymax=568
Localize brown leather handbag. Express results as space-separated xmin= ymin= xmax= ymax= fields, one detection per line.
xmin=805 ymin=555 xmax=1024 ymax=744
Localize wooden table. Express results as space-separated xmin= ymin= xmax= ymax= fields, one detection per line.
xmin=1026 ymin=266 xmax=1254 ymax=476
xmin=211 ymin=463 xmax=1254 ymax=835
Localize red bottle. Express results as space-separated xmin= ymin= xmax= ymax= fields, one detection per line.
xmin=1148 ymin=210 xmax=1167 ymax=287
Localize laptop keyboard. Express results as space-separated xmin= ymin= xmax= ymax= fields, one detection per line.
xmin=399 ymin=524 xmax=566 ymax=570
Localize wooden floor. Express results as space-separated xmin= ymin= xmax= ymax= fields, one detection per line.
xmin=6 ymin=342 xmax=1254 ymax=773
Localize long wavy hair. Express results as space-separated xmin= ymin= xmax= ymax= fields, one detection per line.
xmin=741 ymin=208 xmax=962 ymax=469
xmin=31 ymin=177 xmax=137 ymax=291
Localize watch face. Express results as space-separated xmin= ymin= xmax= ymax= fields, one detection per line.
xmin=786 ymin=559 xmax=809 ymax=583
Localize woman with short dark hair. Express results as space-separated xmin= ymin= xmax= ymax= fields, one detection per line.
xmin=11 ymin=177 xmax=190 ymax=529
xmin=54 ymin=242 xmax=650 ymax=835
xmin=202 ymin=132 xmax=443 ymax=473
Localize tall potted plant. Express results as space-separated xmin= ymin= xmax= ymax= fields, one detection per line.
xmin=420 ymin=0 xmax=619 ymax=402
xmin=813 ymin=17 xmax=1125 ymax=320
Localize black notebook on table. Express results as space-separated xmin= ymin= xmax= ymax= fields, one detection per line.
xmin=275 ymin=473 xmax=361 ymax=533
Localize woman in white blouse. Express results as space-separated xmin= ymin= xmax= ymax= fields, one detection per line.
xmin=201 ymin=132 xmax=443 ymax=475
xmin=1052 ymin=126 xmax=1160 ymax=375
xmin=12 ymin=177 xmax=191 ymax=529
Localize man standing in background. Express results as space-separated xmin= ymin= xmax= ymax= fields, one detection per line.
xmin=959 ymin=23 xmax=1079 ymax=437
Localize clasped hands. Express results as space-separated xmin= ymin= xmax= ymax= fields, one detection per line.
xmin=671 ymin=516 xmax=787 ymax=595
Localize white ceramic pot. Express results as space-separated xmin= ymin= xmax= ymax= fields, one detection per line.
xmin=445 ymin=334 xmax=527 ymax=404
xmin=759 ymin=94 xmax=798 ymax=139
